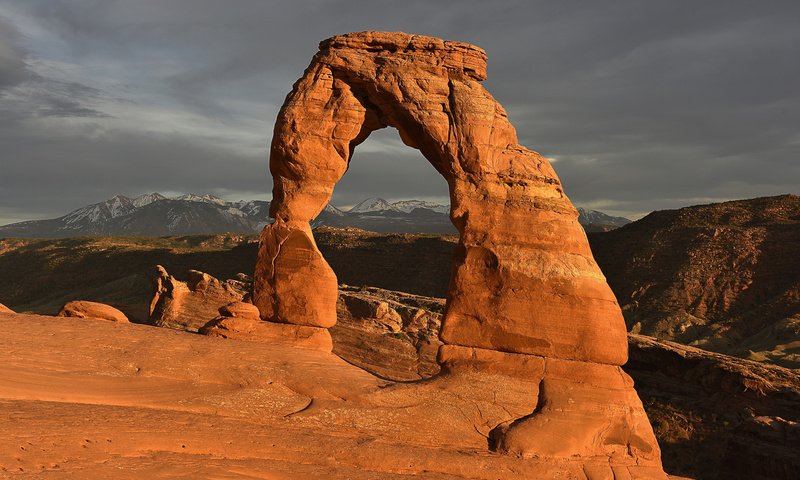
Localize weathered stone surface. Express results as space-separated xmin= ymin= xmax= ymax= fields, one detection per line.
xmin=0 ymin=303 xmax=13 ymax=314
xmin=253 ymin=222 xmax=337 ymax=328
xmin=333 ymin=285 xmax=443 ymax=380
xmin=490 ymin=357 xmax=661 ymax=463
xmin=219 ymin=301 xmax=260 ymax=320
xmin=149 ymin=265 xmax=247 ymax=332
xmin=438 ymin=345 xmax=545 ymax=378
xmin=199 ymin=315 xmax=332 ymax=352
xmin=254 ymin=31 xmax=662 ymax=473
xmin=57 ymin=300 xmax=129 ymax=323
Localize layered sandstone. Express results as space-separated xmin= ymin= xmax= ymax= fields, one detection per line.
xmin=149 ymin=265 xmax=248 ymax=331
xmin=331 ymin=286 xmax=800 ymax=479
xmin=57 ymin=300 xmax=129 ymax=323
xmin=333 ymin=285 xmax=444 ymax=380
xmin=253 ymin=31 xmax=664 ymax=473
xmin=200 ymin=301 xmax=333 ymax=351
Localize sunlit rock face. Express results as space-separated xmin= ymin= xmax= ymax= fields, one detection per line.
xmin=254 ymin=31 xmax=665 ymax=475
xmin=57 ymin=300 xmax=129 ymax=323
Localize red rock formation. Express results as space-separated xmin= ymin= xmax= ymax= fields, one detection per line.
xmin=149 ymin=265 xmax=248 ymax=331
xmin=218 ymin=301 xmax=260 ymax=319
xmin=200 ymin=302 xmax=332 ymax=351
xmin=0 ymin=303 xmax=15 ymax=314
xmin=254 ymin=31 xmax=664 ymax=475
xmin=57 ymin=300 xmax=129 ymax=323
xmin=334 ymin=285 xmax=444 ymax=380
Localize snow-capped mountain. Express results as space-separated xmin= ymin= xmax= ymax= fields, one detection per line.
xmin=323 ymin=204 xmax=346 ymax=216
xmin=576 ymin=207 xmax=631 ymax=228
xmin=176 ymin=193 xmax=227 ymax=205
xmin=0 ymin=194 xmax=271 ymax=238
xmin=60 ymin=195 xmax=138 ymax=230
xmin=391 ymin=200 xmax=449 ymax=214
xmin=131 ymin=193 xmax=167 ymax=207
xmin=313 ymin=197 xmax=454 ymax=233
xmin=348 ymin=197 xmax=401 ymax=214
xmin=0 ymin=193 xmax=631 ymax=237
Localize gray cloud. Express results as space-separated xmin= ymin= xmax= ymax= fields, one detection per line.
xmin=0 ymin=14 xmax=29 ymax=90
xmin=0 ymin=0 xmax=798 ymax=225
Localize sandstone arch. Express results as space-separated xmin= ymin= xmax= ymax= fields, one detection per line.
xmin=254 ymin=32 xmax=665 ymax=475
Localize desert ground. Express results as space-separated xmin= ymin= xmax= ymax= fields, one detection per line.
xmin=1 ymin=219 xmax=799 ymax=479
xmin=1 ymin=310 xmax=677 ymax=479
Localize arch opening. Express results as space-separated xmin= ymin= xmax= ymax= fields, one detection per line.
xmin=319 ymin=127 xmax=457 ymax=381
xmin=324 ymin=127 xmax=454 ymax=235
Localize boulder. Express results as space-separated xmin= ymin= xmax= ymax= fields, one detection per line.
xmin=57 ymin=301 xmax=129 ymax=323
xmin=219 ymin=301 xmax=260 ymax=320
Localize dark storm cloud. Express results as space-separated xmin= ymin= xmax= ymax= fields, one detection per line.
xmin=0 ymin=0 xmax=798 ymax=224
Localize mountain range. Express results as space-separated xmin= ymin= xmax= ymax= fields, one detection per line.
xmin=0 ymin=193 xmax=630 ymax=237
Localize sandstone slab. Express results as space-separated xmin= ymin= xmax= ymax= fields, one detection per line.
xmin=200 ymin=315 xmax=333 ymax=352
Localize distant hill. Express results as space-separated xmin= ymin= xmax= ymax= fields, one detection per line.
xmin=0 ymin=193 xmax=629 ymax=237
xmin=588 ymin=194 xmax=800 ymax=368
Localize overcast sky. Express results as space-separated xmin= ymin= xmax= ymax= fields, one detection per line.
xmin=0 ymin=1 xmax=798 ymax=224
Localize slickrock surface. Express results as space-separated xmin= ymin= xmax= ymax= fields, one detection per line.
xmin=589 ymin=195 xmax=800 ymax=368
xmin=0 ymin=312 xmax=668 ymax=479
xmin=253 ymin=31 xmax=662 ymax=471
xmin=57 ymin=300 xmax=129 ymax=323
xmin=149 ymin=265 xmax=248 ymax=331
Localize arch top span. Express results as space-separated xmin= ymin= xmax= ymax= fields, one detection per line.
xmin=318 ymin=31 xmax=489 ymax=81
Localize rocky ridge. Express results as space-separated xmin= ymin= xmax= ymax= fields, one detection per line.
xmin=589 ymin=194 xmax=800 ymax=368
